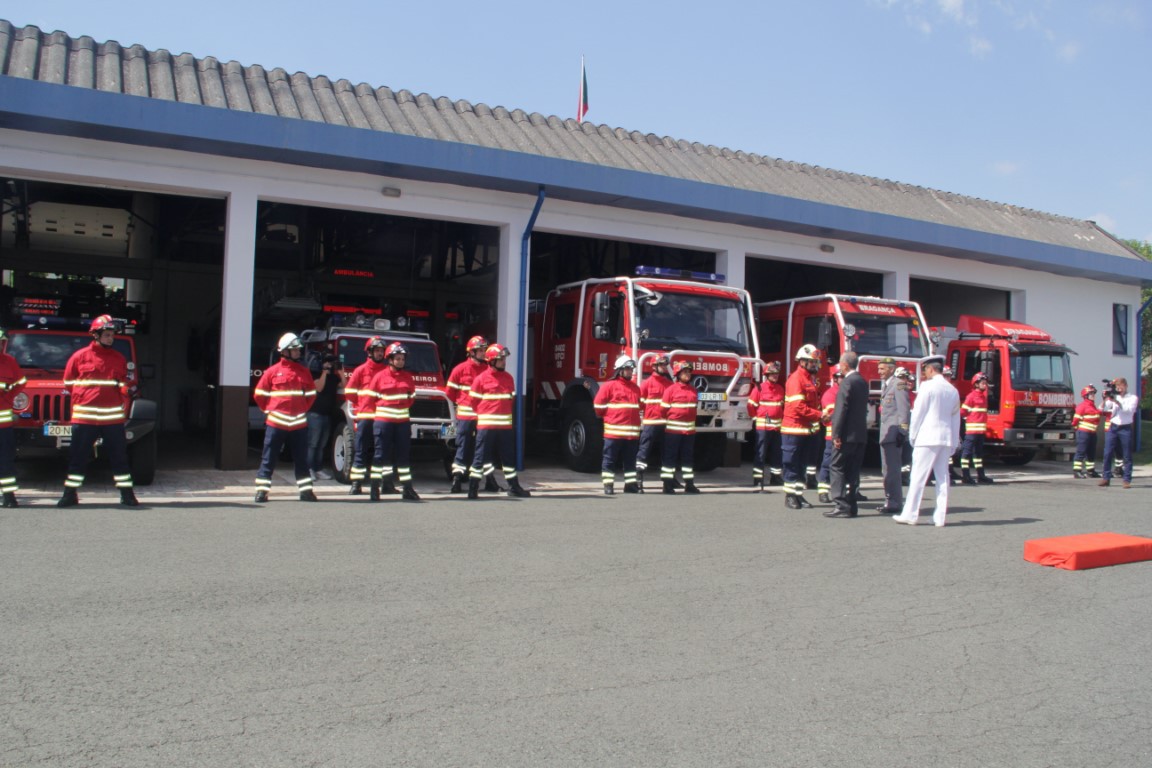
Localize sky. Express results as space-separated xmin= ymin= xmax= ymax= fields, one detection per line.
xmin=19 ymin=1 xmax=1152 ymax=243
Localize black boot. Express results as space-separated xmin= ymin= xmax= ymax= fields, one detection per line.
xmin=2 ymin=492 xmax=17 ymax=508
xmin=58 ymin=488 xmax=80 ymax=508
xmin=402 ymin=483 xmax=421 ymax=501
xmin=484 ymin=475 xmax=503 ymax=493
xmin=752 ymin=475 xmax=763 ymax=489
xmin=1087 ymin=469 xmax=1101 ymax=478
xmin=604 ymin=484 xmax=615 ymax=495
xmin=381 ymin=480 xmax=400 ymax=495
xmin=348 ymin=481 xmax=363 ymax=496
xmin=961 ymin=469 xmax=977 ymax=486
xmin=977 ymin=470 xmax=994 ymax=485
xmin=818 ymin=492 xmax=831 ymax=504
xmin=449 ymin=473 xmax=464 ymax=494
xmin=624 ymin=482 xmax=640 ymax=494
xmin=671 ymin=478 xmax=683 ymax=490
xmin=784 ymin=494 xmax=800 ymax=509
xmin=254 ymin=490 xmax=269 ymax=503
xmin=662 ymin=479 xmax=676 ymax=495
xmin=467 ymin=478 xmax=480 ymax=499
xmin=1073 ymin=469 xmax=1084 ymax=479
xmin=684 ymin=481 xmax=700 ymax=494
xmin=796 ymin=495 xmax=814 ymax=509
xmin=769 ymin=474 xmax=784 ymax=487
xmin=507 ymin=479 xmax=531 ymax=498
xmin=299 ymin=490 xmax=318 ymax=502
xmin=369 ymin=481 xmax=381 ymax=501
xmin=120 ymin=489 xmax=140 ymax=507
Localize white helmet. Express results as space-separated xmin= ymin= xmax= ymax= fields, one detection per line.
xmin=277 ymin=333 xmax=303 ymax=353
xmin=795 ymin=344 xmax=820 ymax=362
xmin=614 ymin=354 xmax=636 ymax=371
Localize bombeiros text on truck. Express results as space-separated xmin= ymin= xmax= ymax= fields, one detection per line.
xmin=532 ymin=266 xmax=761 ymax=472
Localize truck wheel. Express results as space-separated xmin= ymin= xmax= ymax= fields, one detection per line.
xmin=129 ymin=429 xmax=157 ymax=486
xmin=694 ymin=433 xmax=727 ymax=472
xmin=561 ymin=401 xmax=603 ymax=473
xmin=997 ymin=449 xmax=1036 ymax=466
xmin=331 ymin=423 xmax=355 ymax=484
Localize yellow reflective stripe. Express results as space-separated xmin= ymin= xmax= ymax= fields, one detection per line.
xmin=605 ymin=425 xmax=641 ymax=438
xmin=781 ymin=426 xmax=812 ymax=435
xmin=377 ymin=393 xmax=410 ymax=401
xmin=641 ymin=417 xmax=667 ymax=426
xmin=602 ymin=403 xmax=640 ymax=410
xmin=448 ymin=381 xmax=468 ymax=391
xmin=784 ymin=394 xmax=805 ymax=402
xmin=456 ymin=405 xmax=476 ymax=416
xmin=478 ymin=414 xmax=513 ymax=427
xmin=256 ymin=388 xmax=315 ymax=398
xmin=268 ymin=413 xmax=307 ymax=428
xmin=344 ymin=387 xmax=360 ymax=396
xmin=0 ymin=376 xmax=28 ymax=391
xmin=0 ymin=410 xmax=13 ymax=424
xmin=65 ymin=379 xmax=120 ymax=387
xmin=474 ymin=392 xmax=513 ymax=400
xmin=374 ymin=407 xmax=411 ymax=418
xmin=765 ymin=400 xmax=783 ymax=407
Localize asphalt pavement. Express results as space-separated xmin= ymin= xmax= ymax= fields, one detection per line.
xmin=1 ymin=458 xmax=1150 ymax=767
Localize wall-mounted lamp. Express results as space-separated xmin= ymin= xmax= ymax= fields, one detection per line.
xmin=381 ymin=186 xmax=402 ymax=198
xmin=819 ymin=243 xmax=835 ymax=253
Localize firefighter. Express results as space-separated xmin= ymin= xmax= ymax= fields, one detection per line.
xmin=659 ymin=361 xmax=700 ymax=494
xmin=747 ymin=360 xmax=784 ymax=490
xmin=0 ymin=327 xmax=28 ymax=508
xmin=1071 ymin=384 xmax=1101 ymax=479
xmin=343 ymin=336 xmax=388 ymax=495
xmin=54 ymin=315 xmax=140 ymax=508
xmin=960 ymin=371 xmax=993 ymax=485
xmin=468 ymin=344 xmax=531 ymax=499
xmin=782 ymin=344 xmax=823 ymax=509
xmin=636 ymin=354 xmax=672 ymax=490
xmin=447 ymin=335 xmax=499 ymax=494
xmin=816 ymin=369 xmax=843 ymax=503
xmin=366 ymin=342 xmax=420 ymax=501
xmin=594 ymin=354 xmax=642 ymax=494
xmin=253 ymin=332 xmax=317 ymax=503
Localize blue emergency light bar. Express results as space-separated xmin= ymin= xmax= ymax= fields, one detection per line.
xmin=634 ymin=265 xmax=726 ymax=284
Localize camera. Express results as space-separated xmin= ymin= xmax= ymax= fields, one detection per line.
xmin=1100 ymin=378 xmax=1118 ymax=399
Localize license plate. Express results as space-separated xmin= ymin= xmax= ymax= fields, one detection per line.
xmin=44 ymin=424 xmax=72 ymax=437
xmin=440 ymin=423 xmax=456 ymax=440
xmin=1043 ymin=432 xmax=1061 ymax=440
xmin=698 ymin=392 xmax=726 ymax=402
xmin=700 ymin=401 xmax=720 ymax=412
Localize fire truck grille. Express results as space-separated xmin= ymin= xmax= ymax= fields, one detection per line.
xmin=411 ymin=399 xmax=450 ymax=420
xmin=33 ymin=393 xmax=72 ymax=422
xmin=1012 ymin=408 xmax=1072 ymax=429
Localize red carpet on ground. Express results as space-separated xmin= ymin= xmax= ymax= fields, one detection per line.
xmin=1024 ymin=532 xmax=1152 ymax=571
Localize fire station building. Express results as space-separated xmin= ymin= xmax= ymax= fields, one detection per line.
xmin=1 ymin=19 xmax=1148 ymax=469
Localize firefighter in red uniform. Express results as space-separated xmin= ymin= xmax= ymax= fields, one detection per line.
xmin=636 ymin=354 xmax=672 ymax=490
xmin=960 ymin=371 xmax=993 ymax=485
xmin=56 ymin=315 xmax=140 ymax=508
xmin=594 ymin=354 xmax=642 ymax=494
xmin=747 ymin=360 xmax=784 ymax=490
xmin=447 ymin=335 xmax=499 ymax=494
xmin=253 ymin=332 xmax=317 ymax=503
xmin=0 ymin=327 xmax=28 ymax=507
xmin=1072 ymin=384 xmax=1101 ymax=479
xmin=343 ymin=336 xmax=388 ymax=495
xmin=468 ymin=344 xmax=531 ymax=499
xmin=659 ymin=361 xmax=700 ymax=494
xmin=816 ymin=370 xmax=842 ymax=503
xmin=782 ymin=344 xmax=823 ymax=509
xmin=366 ymin=342 xmax=420 ymax=501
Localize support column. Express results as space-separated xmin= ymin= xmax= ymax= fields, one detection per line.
xmin=216 ymin=188 xmax=258 ymax=470
xmin=715 ymin=247 xmax=746 ymax=291
xmin=883 ymin=271 xmax=910 ymax=301
xmin=1009 ymin=290 xmax=1026 ymax=321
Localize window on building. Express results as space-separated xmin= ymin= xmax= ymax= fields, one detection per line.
xmin=1112 ymin=304 xmax=1130 ymax=355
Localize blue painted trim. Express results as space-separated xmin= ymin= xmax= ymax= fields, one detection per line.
xmin=2 ymin=77 xmax=1150 ymax=285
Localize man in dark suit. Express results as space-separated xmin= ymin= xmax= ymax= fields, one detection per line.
xmin=824 ymin=351 xmax=869 ymax=519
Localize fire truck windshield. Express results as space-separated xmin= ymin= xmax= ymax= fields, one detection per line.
xmin=1009 ymin=350 xmax=1073 ymax=391
xmin=335 ymin=337 xmax=441 ymax=374
xmin=635 ymin=292 xmax=751 ymax=354
xmin=5 ymin=332 xmax=133 ymax=370
xmin=842 ymin=312 xmax=928 ymax=357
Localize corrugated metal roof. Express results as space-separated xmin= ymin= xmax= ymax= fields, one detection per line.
xmin=0 ymin=19 xmax=1140 ymax=262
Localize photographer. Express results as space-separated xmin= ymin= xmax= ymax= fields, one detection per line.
xmin=307 ymin=352 xmax=341 ymax=482
xmin=1098 ymin=377 xmax=1137 ymax=489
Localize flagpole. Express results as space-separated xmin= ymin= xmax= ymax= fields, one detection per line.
xmin=578 ymin=55 xmax=585 ymax=124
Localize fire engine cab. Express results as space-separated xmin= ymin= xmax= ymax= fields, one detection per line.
xmin=533 ymin=266 xmax=760 ymax=472
xmin=755 ymin=294 xmax=931 ymax=424
xmin=933 ymin=315 xmax=1076 ymax=465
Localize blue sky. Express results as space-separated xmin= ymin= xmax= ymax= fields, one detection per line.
xmin=22 ymin=1 xmax=1152 ymax=243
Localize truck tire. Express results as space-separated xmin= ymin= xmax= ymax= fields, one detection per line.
xmin=694 ymin=432 xmax=727 ymax=472
xmin=129 ymin=429 xmax=157 ymax=486
xmin=331 ymin=423 xmax=356 ymax=484
xmin=561 ymin=401 xmax=603 ymax=473
xmin=997 ymin=449 xmax=1036 ymax=467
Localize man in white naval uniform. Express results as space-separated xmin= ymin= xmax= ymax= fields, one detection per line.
xmin=893 ymin=356 xmax=961 ymax=527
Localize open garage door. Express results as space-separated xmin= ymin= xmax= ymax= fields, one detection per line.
xmin=910 ymin=278 xmax=1011 ymax=327
xmin=745 ymin=257 xmax=883 ymax=304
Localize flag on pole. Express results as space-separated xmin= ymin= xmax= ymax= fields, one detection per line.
xmin=577 ymin=56 xmax=589 ymax=123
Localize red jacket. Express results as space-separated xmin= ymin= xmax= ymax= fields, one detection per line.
xmin=962 ymin=388 xmax=988 ymax=434
xmin=447 ymin=358 xmax=487 ymax=422
xmin=345 ymin=359 xmax=388 ymax=420
xmin=594 ymin=377 xmax=642 ymax=440
xmin=782 ymin=368 xmax=822 ymax=436
xmin=366 ymin=366 xmax=415 ymax=423
xmin=471 ymin=366 xmax=515 ymax=430
xmin=63 ymin=342 xmax=132 ymax=426
xmin=747 ymin=379 xmax=784 ymax=431
xmin=821 ymin=384 xmax=838 ymax=441
xmin=0 ymin=352 xmax=28 ymax=428
xmin=660 ymin=381 xmax=698 ymax=435
xmin=254 ymin=358 xmax=316 ymax=431
xmin=1073 ymin=399 xmax=1100 ymax=433
xmin=639 ymin=372 xmax=672 ymax=426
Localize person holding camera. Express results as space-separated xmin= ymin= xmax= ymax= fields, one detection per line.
xmin=307 ymin=352 xmax=341 ymax=482
xmin=1098 ymin=378 xmax=1137 ymax=488
xmin=1071 ymin=384 xmax=1101 ymax=479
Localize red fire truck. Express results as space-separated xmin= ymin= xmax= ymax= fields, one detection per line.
xmin=755 ymin=294 xmax=932 ymax=423
xmin=533 ymin=266 xmax=761 ymax=472
xmin=932 ymin=315 xmax=1076 ymax=465
xmin=2 ymin=302 xmax=158 ymax=484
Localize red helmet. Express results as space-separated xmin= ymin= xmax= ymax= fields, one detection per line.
xmin=765 ymin=361 xmax=782 ymax=375
xmin=466 ymin=335 xmax=489 ymax=353
xmin=485 ymin=343 xmax=510 ymax=363
xmin=671 ymin=361 xmax=694 ymax=377
xmin=364 ymin=336 xmax=387 ymax=352
xmin=1081 ymin=384 xmax=1097 ymax=398
xmin=972 ymin=372 xmax=988 ymax=384
xmin=384 ymin=342 xmax=407 ymax=359
xmin=89 ymin=314 xmax=117 ymax=334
